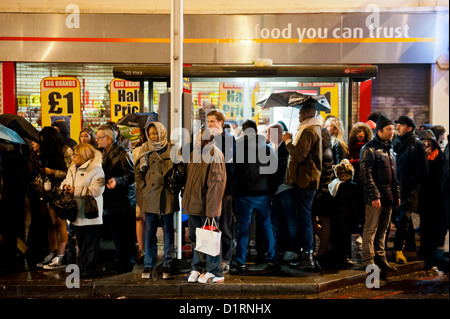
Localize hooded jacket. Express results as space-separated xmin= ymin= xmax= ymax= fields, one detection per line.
xmin=418 ymin=129 xmax=444 ymax=214
xmin=134 ymin=122 xmax=181 ymax=214
xmin=348 ymin=122 xmax=373 ymax=180
xmin=60 ymin=150 xmax=105 ymax=226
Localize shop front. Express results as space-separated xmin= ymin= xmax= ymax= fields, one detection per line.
xmin=0 ymin=11 xmax=441 ymax=139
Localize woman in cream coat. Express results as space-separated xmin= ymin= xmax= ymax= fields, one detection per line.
xmin=61 ymin=143 xmax=105 ymax=278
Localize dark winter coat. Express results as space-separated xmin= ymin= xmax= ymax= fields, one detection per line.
xmin=331 ymin=138 xmax=348 ymax=165
xmin=392 ymin=131 xmax=429 ymax=212
xmin=418 ymin=130 xmax=444 ymax=214
xmin=360 ymin=134 xmax=400 ymax=206
xmin=319 ymin=127 xmax=335 ymax=192
xmin=215 ymin=129 xmax=236 ymax=195
xmin=329 ymin=179 xmax=360 ymax=232
xmin=272 ymin=141 xmax=289 ymax=191
xmin=102 ymin=141 xmax=136 ymax=215
xmin=232 ymin=133 xmax=278 ymax=197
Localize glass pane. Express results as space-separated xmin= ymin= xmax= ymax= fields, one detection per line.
xmin=152 ymin=82 xmax=169 ymax=114
xmin=190 ymin=78 xmax=344 ymax=137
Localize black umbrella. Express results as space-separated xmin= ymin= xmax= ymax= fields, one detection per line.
xmin=0 ymin=113 xmax=40 ymax=142
xmin=116 ymin=112 xmax=159 ymax=130
xmin=256 ymin=91 xmax=331 ymax=113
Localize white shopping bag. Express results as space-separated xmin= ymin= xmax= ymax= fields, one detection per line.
xmin=195 ymin=218 xmax=222 ymax=257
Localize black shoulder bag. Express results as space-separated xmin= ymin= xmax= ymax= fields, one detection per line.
xmin=81 ymin=187 xmax=99 ymax=219
xmin=164 ymin=162 xmax=187 ymax=194
xmin=51 ymin=189 xmax=78 ymax=222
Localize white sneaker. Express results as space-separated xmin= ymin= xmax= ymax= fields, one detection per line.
xmin=188 ymin=270 xmax=201 ymax=283
xmin=198 ymin=272 xmax=224 ymax=284
xmin=355 ymin=235 xmax=363 ymax=245
xmin=43 ymin=255 xmax=65 ymax=270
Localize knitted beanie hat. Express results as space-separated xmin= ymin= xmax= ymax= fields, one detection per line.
xmin=375 ymin=113 xmax=394 ymax=132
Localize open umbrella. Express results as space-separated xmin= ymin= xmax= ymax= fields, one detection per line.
xmin=0 ymin=114 xmax=40 ymax=142
xmin=0 ymin=124 xmax=26 ymax=144
xmin=116 ymin=112 xmax=159 ymax=130
xmin=256 ymin=91 xmax=331 ymax=112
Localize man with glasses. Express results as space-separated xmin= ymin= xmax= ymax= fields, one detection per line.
xmin=96 ymin=124 xmax=137 ymax=274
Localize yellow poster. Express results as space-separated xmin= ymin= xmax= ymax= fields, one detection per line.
xmin=219 ymin=83 xmax=244 ymax=120
xmin=40 ymin=76 xmax=82 ymax=142
xmin=110 ymin=78 xmax=140 ymax=123
xmin=320 ymin=84 xmax=339 ymax=119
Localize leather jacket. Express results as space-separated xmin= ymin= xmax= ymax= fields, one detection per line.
xmin=102 ymin=141 xmax=136 ymax=215
xmin=359 ymin=134 xmax=400 ymax=206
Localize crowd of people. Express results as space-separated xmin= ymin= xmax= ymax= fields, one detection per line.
xmin=0 ymin=106 xmax=449 ymax=284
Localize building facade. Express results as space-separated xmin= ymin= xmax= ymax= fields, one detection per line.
xmin=0 ymin=1 xmax=448 ymax=138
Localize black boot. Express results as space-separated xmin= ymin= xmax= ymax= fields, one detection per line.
xmin=377 ymin=260 xmax=397 ymax=272
xmin=299 ymin=251 xmax=316 ymax=270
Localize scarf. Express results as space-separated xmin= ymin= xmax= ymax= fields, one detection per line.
xmin=135 ymin=122 xmax=169 ymax=172
xmin=292 ymin=116 xmax=323 ymax=146
xmin=146 ymin=121 xmax=168 ymax=152
xmin=328 ymin=178 xmax=342 ymax=197
xmin=428 ymin=148 xmax=439 ymax=161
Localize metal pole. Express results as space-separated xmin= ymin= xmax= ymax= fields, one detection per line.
xmin=148 ymin=81 xmax=154 ymax=113
xmin=139 ymin=80 xmax=144 ymax=113
xmin=171 ymin=0 xmax=183 ymax=260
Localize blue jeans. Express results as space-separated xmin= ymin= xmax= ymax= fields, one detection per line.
xmin=270 ymin=188 xmax=299 ymax=254
xmin=292 ymin=187 xmax=316 ymax=253
xmin=188 ymin=215 xmax=223 ymax=276
xmin=234 ymin=195 xmax=277 ymax=265
xmin=144 ymin=212 xmax=174 ymax=268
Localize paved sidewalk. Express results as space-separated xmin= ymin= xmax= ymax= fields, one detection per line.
xmin=1 ymin=216 xmax=447 ymax=299
xmin=0 ymin=254 xmax=428 ymax=299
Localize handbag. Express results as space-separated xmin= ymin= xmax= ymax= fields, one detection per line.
xmin=51 ymin=189 xmax=78 ymax=222
xmin=81 ymin=187 xmax=99 ymax=219
xmin=30 ymin=174 xmax=45 ymax=195
xmin=164 ymin=162 xmax=187 ymax=194
xmin=195 ymin=218 xmax=221 ymax=257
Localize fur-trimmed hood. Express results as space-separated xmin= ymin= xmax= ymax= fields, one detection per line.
xmin=349 ymin=122 xmax=373 ymax=145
